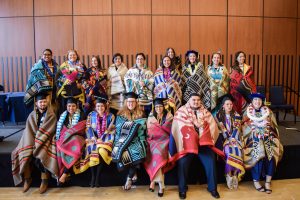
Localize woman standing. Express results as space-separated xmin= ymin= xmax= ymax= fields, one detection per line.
xmin=153 ymin=56 xmax=182 ymax=113
xmin=124 ymin=53 xmax=154 ymax=117
xmin=215 ymin=95 xmax=244 ymax=190
xmin=107 ymin=53 xmax=128 ymax=115
xmin=207 ymin=52 xmax=229 ymax=116
xmin=165 ymin=47 xmax=182 ymax=72
xmin=112 ymin=92 xmax=147 ymax=190
xmin=230 ymin=51 xmax=256 ymax=114
xmin=56 ymin=50 xmax=86 ymax=115
xmin=242 ymin=93 xmax=283 ymax=194
xmin=181 ymin=50 xmax=211 ymax=109
xmin=55 ymin=97 xmax=86 ymax=185
xmin=73 ymin=93 xmax=115 ymax=187
xmin=144 ymin=98 xmax=173 ymax=197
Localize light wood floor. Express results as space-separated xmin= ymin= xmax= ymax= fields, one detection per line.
xmin=1 ymin=179 xmax=299 ymax=200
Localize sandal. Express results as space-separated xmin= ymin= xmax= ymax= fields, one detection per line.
xmin=132 ymin=173 xmax=138 ymax=183
xmin=265 ymin=182 xmax=272 ymax=194
xmin=123 ymin=177 xmax=132 ymax=190
xmin=253 ymin=180 xmax=265 ymax=192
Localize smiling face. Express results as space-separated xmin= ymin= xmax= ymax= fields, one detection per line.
xmin=36 ymin=99 xmax=48 ymax=112
xmin=223 ymin=99 xmax=233 ymax=114
xmin=252 ymin=97 xmax=263 ymax=109
xmin=212 ymin=53 xmax=221 ymax=66
xmin=42 ymin=50 xmax=52 ymax=63
xmin=163 ymin=56 xmax=171 ymax=68
xmin=188 ymin=53 xmax=197 ymax=64
xmin=237 ymin=52 xmax=245 ymax=65
xmin=114 ymin=56 xmax=122 ymax=66
xmin=68 ymin=51 xmax=78 ymax=62
xmin=136 ymin=55 xmax=145 ymax=68
xmin=91 ymin=57 xmax=98 ymax=68
xmin=95 ymin=102 xmax=106 ymax=115
xmin=126 ymin=98 xmax=137 ymax=111
xmin=155 ymin=104 xmax=164 ymax=115
xmin=167 ymin=48 xmax=175 ymax=58
xmin=67 ymin=103 xmax=77 ymax=115
xmin=189 ymin=95 xmax=201 ymax=109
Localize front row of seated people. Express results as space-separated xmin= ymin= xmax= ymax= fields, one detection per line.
xmin=12 ymin=91 xmax=283 ymax=199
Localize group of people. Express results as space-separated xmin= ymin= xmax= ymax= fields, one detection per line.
xmin=11 ymin=48 xmax=283 ymax=199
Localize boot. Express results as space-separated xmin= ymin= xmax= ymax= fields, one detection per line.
xmin=23 ymin=166 xmax=32 ymax=193
xmin=39 ymin=172 xmax=49 ymax=194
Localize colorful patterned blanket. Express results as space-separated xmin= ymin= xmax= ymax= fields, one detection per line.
xmin=144 ymin=112 xmax=173 ymax=181
xmin=56 ymin=120 xmax=86 ymax=176
xmin=112 ymin=116 xmax=147 ymax=171
xmin=11 ymin=109 xmax=58 ymax=185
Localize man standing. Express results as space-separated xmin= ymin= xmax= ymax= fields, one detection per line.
xmin=12 ymin=93 xmax=58 ymax=194
xmin=168 ymin=93 xmax=224 ymax=199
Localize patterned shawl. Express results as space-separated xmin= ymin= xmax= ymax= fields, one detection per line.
xmin=216 ymin=111 xmax=245 ymax=180
xmin=167 ymin=103 xmax=224 ymax=171
xmin=181 ymin=62 xmax=211 ymax=109
xmin=107 ymin=63 xmax=128 ymax=110
xmin=153 ymin=67 xmax=182 ymax=111
xmin=24 ymin=59 xmax=57 ymax=106
xmin=230 ymin=64 xmax=256 ymax=114
xmin=242 ymin=104 xmax=283 ymax=169
xmin=11 ymin=109 xmax=58 ymax=185
xmin=207 ymin=65 xmax=230 ymax=113
xmin=56 ymin=120 xmax=86 ymax=176
xmin=124 ymin=65 xmax=154 ymax=106
xmin=144 ymin=112 xmax=173 ymax=181
xmin=73 ymin=112 xmax=115 ymax=174
xmin=112 ymin=116 xmax=147 ymax=171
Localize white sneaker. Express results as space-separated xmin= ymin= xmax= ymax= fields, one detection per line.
xmin=226 ymin=174 xmax=233 ymax=189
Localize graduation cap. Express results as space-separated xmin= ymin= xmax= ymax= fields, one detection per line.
xmin=218 ymin=94 xmax=235 ymax=106
xmin=153 ymin=98 xmax=166 ymax=106
xmin=185 ymin=50 xmax=198 ymax=58
xmin=66 ymin=97 xmax=78 ymax=104
xmin=94 ymin=92 xmax=108 ymax=104
xmin=124 ymin=92 xmax=138 ymax=99
xmin=249 ymin=93 xmax=265 ymax=101
xmin=35 ymin=92 xmax=48 ymax=101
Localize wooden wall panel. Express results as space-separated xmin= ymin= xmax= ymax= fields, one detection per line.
xmin=191 ymin=16 xmax=227 ymax=64
xmin=228 ymin=0 xmax=262 ymax=16
xmin=0 ymin=18 xmax=34 ymax=57
xmin=74 ymin=16 xmax=112 ymax=57
xmin=228 ymin=17 xmax=263 ymax=55
xmin=35 ymin=17 xmax=73 ymax=58
xmin=34 ymin=0 xmax=72 ymax=16
xmin=113 ymin=16 xmax=151 ymax=67
xmin=152 ymin=0 xmax=189 ymax=15
xmin=191 ymin=0 xmax=227 ymax=15
xmin=113 ymin=0 xmax=151 ymax=14
xmin=263 ymin=18 xmax=297 ymax=54
xmin=0 ymin=0 xmax=33 ymax=17
xmin=264 ymin=0 xmax=297 ymax=17
xmin=152 ymin=16 xmax=189 ymax=67
xmin=73 ymin=0 xmax=111 ymax=15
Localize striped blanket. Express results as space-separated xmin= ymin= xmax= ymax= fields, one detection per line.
xmin=11 ymin=109 xmax=58 ymax=185
xmin=153 ymin=67 xmax=182 ymax=111
xmin=112 ymin=116 xmax=147 ymax=171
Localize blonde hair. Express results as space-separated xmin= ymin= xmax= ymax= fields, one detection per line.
xmin=117 ymin=99 xmax=144 ymax=120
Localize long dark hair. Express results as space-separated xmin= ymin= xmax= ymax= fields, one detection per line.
xmin=216 ymin=101 xmax=235 ymax=125
xmin=91 ymin=55 xmax=104 ymax=70
xmin=153 ymin=106 xmax=168 ymax=122
xmin=184 ymin=53 xmax=199 ymax=65
xmin=160 ymin=56 xmax=175 ymax=71
xmin=209 ymin=52 xmax=223 ymax=66
xmin=231 ymin=51 xmax=246 ymax=72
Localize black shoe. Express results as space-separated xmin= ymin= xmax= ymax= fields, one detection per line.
xmin=179 ymin=192 xmax=186 ymax=199
xmin=210 ymin=190 xmax=220 ymax=199
xmin=149 ymin=187 xmax=154 ymax=192
xmin=158 ymin=189 xmax=164 ymax=197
